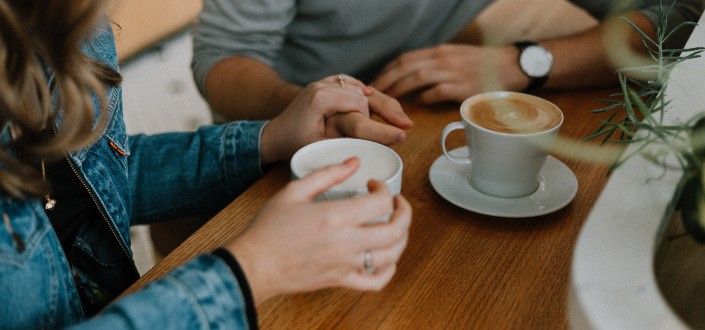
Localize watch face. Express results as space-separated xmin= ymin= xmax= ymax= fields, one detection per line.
xmin=519 ymin=45 xmax=553 ymax=78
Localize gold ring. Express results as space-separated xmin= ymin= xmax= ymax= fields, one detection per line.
xmin=337 ymin=74 xmax=346 ymax=88
xmin=364 ymin=250 xmax=374 ymax=274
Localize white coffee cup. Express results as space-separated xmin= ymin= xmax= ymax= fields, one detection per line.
xmin=290 ymin=138 xmax=403 ymax=221
xmin=441 ymin=91 xmax=563 ymax=198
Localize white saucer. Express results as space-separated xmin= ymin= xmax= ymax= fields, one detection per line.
xmin=429 ymin=147 xmax=578 ymax=218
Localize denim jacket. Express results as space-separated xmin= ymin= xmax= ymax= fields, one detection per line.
xmin=0 ymin=24 xmax=264 ymax=328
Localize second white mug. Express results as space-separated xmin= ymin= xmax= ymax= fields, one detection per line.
xmin=290 ymin=138 xmax=403 ymax=222
xmin=441 ymin=91 xmax=563 ymax=198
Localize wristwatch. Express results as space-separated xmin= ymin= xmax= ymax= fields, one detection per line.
xmin=514 ymin=41 xmax=553 ymax=92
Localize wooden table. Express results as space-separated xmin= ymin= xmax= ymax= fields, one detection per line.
xmin=125 ymin=88 xmax=616 ymax=329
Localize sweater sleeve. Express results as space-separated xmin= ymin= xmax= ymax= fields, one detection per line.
xmin=571 ymin=0 xmax=704 ymax=50
xmin=191 ymin=0 xmax=297 ymax=97
xmin=635 ymin=0 xmax=704 ymax=50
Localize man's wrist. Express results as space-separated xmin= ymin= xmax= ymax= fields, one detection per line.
xmin=500 ymin=45 xmax=532 ymax=92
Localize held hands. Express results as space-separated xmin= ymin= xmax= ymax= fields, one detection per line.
xmin=225 ymin=158 xmax=412 ymax=305
xmin=260 ymin=75 xmax=413 ymax=164
xmin=371 ymin=44 xmax=528 ymax=105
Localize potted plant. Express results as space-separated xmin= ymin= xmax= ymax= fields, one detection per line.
xmin=586 ymin=1 xmax=705 ymax=240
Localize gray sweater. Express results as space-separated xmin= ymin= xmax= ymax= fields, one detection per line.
xmin=192 ymin=0 xmax=704 ymax=96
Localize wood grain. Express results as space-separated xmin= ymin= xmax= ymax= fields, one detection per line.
xmin=124 ymin=88 xmax=617 ymax=329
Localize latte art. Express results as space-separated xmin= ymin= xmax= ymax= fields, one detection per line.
xmin=466 ymin=97 xmax=562 ymax=134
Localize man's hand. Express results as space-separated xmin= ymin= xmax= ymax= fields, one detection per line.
xmin=371 ymin=44 xmax=527 ymax=104
xmin=261 ymin=75 xmax=413 ymax=164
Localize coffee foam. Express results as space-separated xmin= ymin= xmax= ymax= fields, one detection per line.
xmin=465 ymin=96 xmax=561 ymax=134
xmin=292 ymin=140 xmax=401 ymax=192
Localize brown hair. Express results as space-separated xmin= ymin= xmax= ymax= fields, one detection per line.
xmin=0 ymin=0 xmax=119 ymax=198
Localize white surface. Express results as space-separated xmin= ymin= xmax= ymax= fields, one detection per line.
xmin=121 ymin=31 xmax=211 ymax=135
xmin=568 ymin=13 xmax=705 ymax=330
xmin=429 ymin=147 xmax=578 ymax=218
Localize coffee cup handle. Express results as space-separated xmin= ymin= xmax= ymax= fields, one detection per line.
xmin=441 ymin=121 xmax=472 ymax=165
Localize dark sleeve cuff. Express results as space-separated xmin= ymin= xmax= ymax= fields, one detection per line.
xmin=212 ymin=248 xmax=259 ymax=329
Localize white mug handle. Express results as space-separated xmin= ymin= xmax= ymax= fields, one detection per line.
xmin=441 ymin=121 xmax=472 ymax=165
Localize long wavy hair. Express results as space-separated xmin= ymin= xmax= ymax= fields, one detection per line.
xmin=0 ymin=0 xmax=120 ymax=198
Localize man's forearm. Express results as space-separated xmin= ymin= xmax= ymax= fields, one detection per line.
xmin=205 ymin=56 xmax=302 ymax=121
xmin=540 ymin=13 xmax=657 ymax=90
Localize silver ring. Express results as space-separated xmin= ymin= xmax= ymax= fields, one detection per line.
xmin=337 ymin=74 xmax=346 ymax=88
xmin=364 ymin=250 xmax=374 ymax=274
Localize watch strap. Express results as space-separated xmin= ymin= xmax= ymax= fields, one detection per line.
xmin=514 ymin=41 xmax=548 ymax=93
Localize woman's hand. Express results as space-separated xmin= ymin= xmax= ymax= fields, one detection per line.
xmin=225 ymin=158 xmax=412 ymax=305
xmin=260 ymin=75 xmax=412 ymax=164
xmin=371 ymin=44 xmax=528 ymax=105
